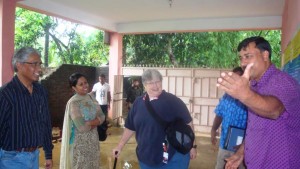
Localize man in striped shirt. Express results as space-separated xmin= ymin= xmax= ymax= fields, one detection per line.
xmin=0 ymin=47 xmax=53 ymax=169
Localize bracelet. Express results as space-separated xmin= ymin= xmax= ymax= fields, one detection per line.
xmin=192 ymin=145 xmax=197 ymax=149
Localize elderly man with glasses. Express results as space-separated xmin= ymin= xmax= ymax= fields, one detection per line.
xmin=0 ymin=47 xmax=53 ymax=169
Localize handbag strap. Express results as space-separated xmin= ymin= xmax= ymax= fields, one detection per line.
xmin=144 ymin=94 xmax=168 ymax=129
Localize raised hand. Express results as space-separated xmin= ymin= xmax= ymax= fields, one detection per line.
xmin=216 ymin=63 xmax=253 ymax=101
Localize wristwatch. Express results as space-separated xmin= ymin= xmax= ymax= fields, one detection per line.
xmin=192 ymin=145 xmax=197 ymax=149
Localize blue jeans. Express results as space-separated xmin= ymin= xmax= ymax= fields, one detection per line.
xmin=0 ymin=148 xmax=39 ymax=169
xmin=139 ymin=151 xmax=190 ymax=169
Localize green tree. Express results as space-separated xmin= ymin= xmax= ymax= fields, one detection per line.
xmin=123 ymin=30 xmax=281 ymax=68
xmin=15 ymin=8 xmax=45 ymax=51
xmin=15 ymin=8 xmax=58 ymax=67
xmin=15 ymin=7 xmax=109 ymax=67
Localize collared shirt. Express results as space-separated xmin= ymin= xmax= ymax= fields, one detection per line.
xmin=215 ymin=93 xmax=247 ymax=149
xmin=0 ymin=76 xmax=53 ymax=159
xmin=245 ymin=64 xmax=300 ymax=168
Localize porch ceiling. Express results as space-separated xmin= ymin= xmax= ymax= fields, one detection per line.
xmin=18 ymin=0 xmax=285 ymax=34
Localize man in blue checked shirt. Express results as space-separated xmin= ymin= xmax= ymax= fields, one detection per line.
xmin=0 ymin=47 xmax=53 ymax=169
xmin=211 ymin=67 xmax=247 ymax=169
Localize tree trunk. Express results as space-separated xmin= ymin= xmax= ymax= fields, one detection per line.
xmin=44 ymin=26 xmax=50 ymax=67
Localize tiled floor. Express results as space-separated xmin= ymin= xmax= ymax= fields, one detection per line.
xmin=39 ymin=127 xmax=218 ymax=169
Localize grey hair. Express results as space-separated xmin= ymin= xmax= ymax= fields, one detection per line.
xmin=141 ymin=69 xmax=163 ymax=85
xmin=12 ymin=47 xmax=41 ymax=72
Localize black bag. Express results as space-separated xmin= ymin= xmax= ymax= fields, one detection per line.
xmin=165 ymin=119 xmax=195 ymax=154
xmin=97 ymin=120 xmax=108 ymax=141
xmin=145 ymin=94 xmax=195 ymax=154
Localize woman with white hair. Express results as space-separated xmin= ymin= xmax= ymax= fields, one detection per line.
xmin=113 ymin=69 xmax=197 ymax=169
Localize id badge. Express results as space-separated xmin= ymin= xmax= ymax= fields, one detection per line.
xmin=162 ymin=152 xmax=169 ymax=164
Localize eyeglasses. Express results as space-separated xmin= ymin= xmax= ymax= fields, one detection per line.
xmin=22 ymin=61 xmax=44 ymax=68
xmin=145 ymin=81 xmax=161 ymax=86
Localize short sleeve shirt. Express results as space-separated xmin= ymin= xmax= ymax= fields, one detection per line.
xmin=214 ymin=93 xmax=247 ymax=149
xmin=92 ymin=82 xmax=110 ymax=105
xmin=125 ymin=90 xmax=192 ymax=167
xmin=245 ymin=65 xmax=300 ymax=168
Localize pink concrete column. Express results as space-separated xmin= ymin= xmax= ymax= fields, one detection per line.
xmin=0 ymin=0 xmax=16 ymax=86
xmin=108 ymin=32 xmax=123 ymax=120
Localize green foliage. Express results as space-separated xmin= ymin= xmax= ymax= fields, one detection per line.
xmin=15 ymin=8 xmax=45 ymax=51
xmin=124 ymin=30 xmax=281 ymax=68
xmin=15 ymin=8 xmax=109 ymax=67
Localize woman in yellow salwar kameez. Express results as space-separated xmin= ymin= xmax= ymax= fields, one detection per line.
xmin=60 ymin=73 xmax=105 ymax=169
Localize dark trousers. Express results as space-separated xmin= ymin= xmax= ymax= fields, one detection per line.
xmin=100 ymin=105 xmax=108 ymax=117
xmin=100 ymin=105 xmax=108 ymax=125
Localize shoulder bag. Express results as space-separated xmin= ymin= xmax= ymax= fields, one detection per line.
xmin=144 ymin=94 xmax=195 ymax=154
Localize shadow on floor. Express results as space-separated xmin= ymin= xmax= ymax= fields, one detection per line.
xmin=39 ymin=127 xmax=218 ymax=169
